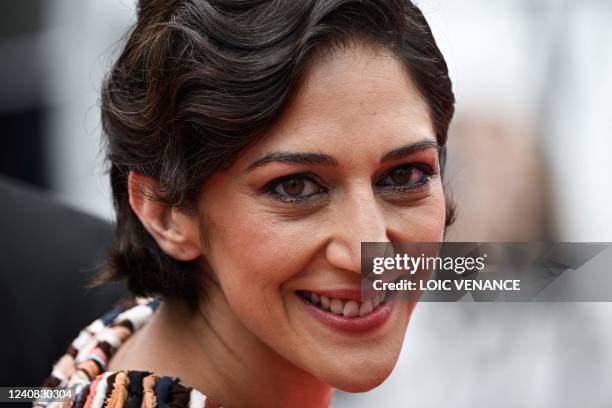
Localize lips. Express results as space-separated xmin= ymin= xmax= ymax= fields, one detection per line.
xmin=295 ymin=289 xmax=394 ymax=333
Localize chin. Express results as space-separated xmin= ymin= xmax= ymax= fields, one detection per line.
xmin=302 ymin=309 xmax=412 ymax=393
xmin=329 ymin=366 xmax=393 ymax=393
xmin=316 ymin=356 xmax=397 ymax=393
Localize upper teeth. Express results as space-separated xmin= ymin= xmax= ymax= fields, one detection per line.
xmin=302 ymin=291 xmax=386 ymax=317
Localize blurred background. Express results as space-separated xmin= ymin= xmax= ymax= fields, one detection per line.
xmin=1 ymin=0 xmax=611 ymax=406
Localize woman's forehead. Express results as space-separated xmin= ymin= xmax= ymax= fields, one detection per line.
xmin=238 ymin=45 xmax=435 ymax=167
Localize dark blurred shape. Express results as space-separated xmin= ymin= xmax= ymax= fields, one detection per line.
xmin=0 ymin=108 xmax=47 ymax=189
xmin=0 ymin=0 xmax=43 ymax=37
xmin=0 ymin=176 xmax=126 ymax=388
xmin=0 ymin=0 xmax=47 ymax=190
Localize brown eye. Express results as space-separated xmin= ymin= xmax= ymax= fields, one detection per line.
xmin=269 ymin=176 xmax=326 ymax=202
xmin=281 ymin=178 xmax=305 ymax=196
xmin=377 ymin=165 xmax=432 ymax=190
xmin=390 ymin=167 xmax=423 ymax=185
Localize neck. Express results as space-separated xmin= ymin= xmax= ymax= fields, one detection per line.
xmin=140 ymin=293 xmax=334 ymax=408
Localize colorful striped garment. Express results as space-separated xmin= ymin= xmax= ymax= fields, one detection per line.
xmin=34 ymin=298 xmax=221 ymax=408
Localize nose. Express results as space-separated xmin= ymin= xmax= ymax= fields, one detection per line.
xmin=325 ymin=185 xmax=389 ymax=274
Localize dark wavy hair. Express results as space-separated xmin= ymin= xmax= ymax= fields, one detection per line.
xmin=100 ymin=0 xmax=455 ymax=309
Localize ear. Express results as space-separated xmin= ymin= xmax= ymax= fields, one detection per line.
xmin=127 ymin=171 xmax=202 ymax=261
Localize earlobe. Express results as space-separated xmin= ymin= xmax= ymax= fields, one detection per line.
xmin=127 ymin=171 xmax=203 ymax=261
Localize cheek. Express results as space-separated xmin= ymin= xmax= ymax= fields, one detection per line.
xmin=390 ymin=185 xmax=447 ymax=242
xmin=203 ymin=196 xmax=318 ymax=309
xmin=203 ymin=205 xmax=322 ymax=349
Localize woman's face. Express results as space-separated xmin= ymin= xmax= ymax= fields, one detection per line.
xmin=198 ymin=43 xmax=446 ymax=391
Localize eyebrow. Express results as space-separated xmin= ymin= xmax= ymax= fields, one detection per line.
xmin=246 ymin=138 xmax=439 ymax=171
xmin=247 ymin=152 xmax=338 ymax=171
xmin=380 ymin=139 xmax=440 ymax=163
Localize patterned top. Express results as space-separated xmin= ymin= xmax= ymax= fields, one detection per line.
xmin=34 ymin=298 xmax=221 ymax=408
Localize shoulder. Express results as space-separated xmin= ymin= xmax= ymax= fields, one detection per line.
xmin=34 ymin=298 xmax=220 ymax=408
xmin=34 ymin=369 xmax=219 ymax=408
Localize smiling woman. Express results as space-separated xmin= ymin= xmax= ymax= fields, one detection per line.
xmin=39 ymin=1 xmax=454 ymax=407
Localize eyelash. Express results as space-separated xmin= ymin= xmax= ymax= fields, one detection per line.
xmin=263 ymin=164 xmax=437 ymax=205
xmin=264 ymin=173 xmax=328 ymax=204
xmin=376 ymin=164 xmax=435 ymax=192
